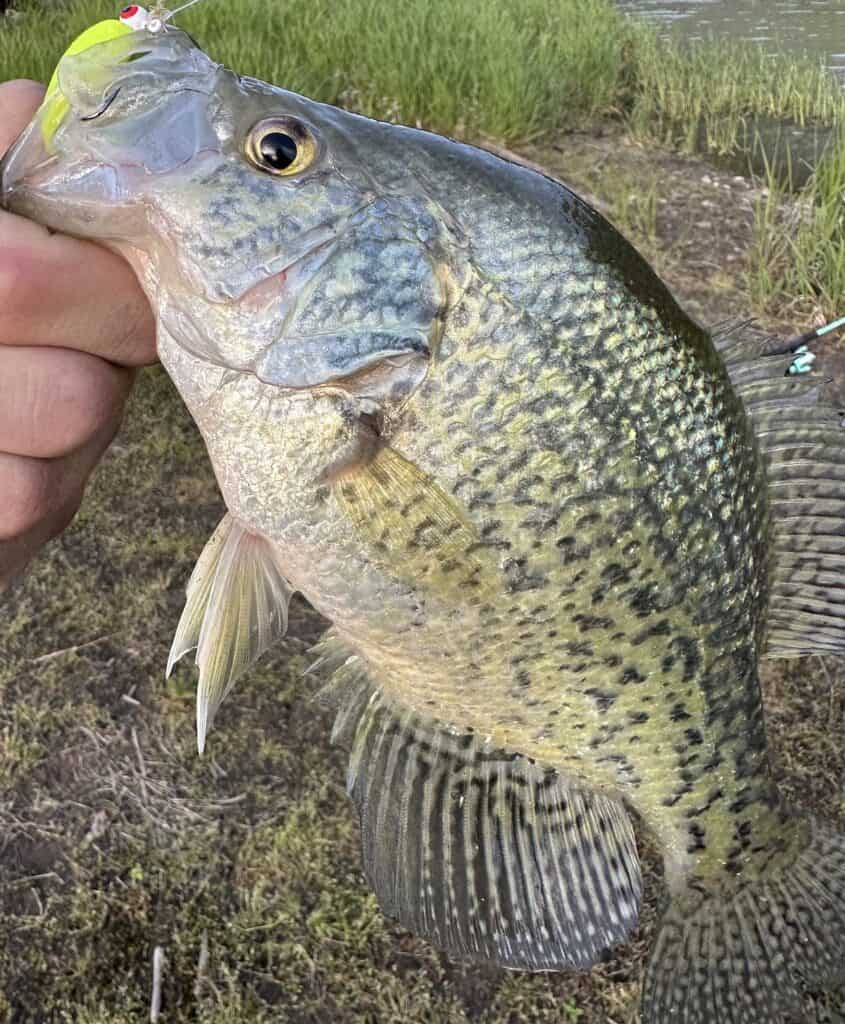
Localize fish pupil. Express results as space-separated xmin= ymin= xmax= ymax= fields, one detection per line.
xmin=259 ymin=132 xmax=298 ymax=170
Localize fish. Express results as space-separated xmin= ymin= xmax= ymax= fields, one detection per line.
xmin=2 ymin=19 xmax=844 ymax=1023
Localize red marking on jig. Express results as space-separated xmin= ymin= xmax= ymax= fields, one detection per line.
xmin=119 ymin=4 xmax=150 ymax=29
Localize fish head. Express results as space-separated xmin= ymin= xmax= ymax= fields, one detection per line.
xmin=1 ymin=27 xmax=447 ymax=397
xmin=2 ymin=28 xmax=224 ymax=250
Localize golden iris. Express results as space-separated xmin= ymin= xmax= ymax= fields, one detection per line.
xmin=244 ymin=117 xmax=318 ymax=176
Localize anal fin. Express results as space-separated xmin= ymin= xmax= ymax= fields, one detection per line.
xmin=167 ymin=514 xmax=294 ymax=752
xmin=319 ymin=639 xmax=643 ymax=970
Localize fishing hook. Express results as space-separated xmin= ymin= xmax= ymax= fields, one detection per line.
xmin=79 ymin=87 xmax=121 ymax=122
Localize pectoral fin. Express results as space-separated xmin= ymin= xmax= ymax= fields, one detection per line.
xmin=330 ymin=443 xmax=497 ymax=603
xmin=167 ymin=514 xmax=294 ymax=753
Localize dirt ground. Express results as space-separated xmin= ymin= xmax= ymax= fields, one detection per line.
xmin=1 ymin=126 xmax=843 ymax=1024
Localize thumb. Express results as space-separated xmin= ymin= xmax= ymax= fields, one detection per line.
xmin=0 ymin=79 xmax=46 ymax=157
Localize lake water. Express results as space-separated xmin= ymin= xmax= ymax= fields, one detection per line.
xmin=617 ymin=1 xmax=845 ymax=80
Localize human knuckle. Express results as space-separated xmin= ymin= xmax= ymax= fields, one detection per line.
xmin=0 ymin=247 xmax=35 ymax=320
xmin=56 ymin=364 xmax=122 ymax=451
xmin=0 ymin=79 xmax=46 ymax=114
xmin=111 ymin=299 xmax=156 ymax=366
xmin=51 ymin=488 xmax=83 ymax=540
xmin=0 ymin=459 xmax=54 ymax=540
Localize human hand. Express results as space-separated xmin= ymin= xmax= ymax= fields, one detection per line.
xmin=0 ymin=79 xmax=156 ymax=590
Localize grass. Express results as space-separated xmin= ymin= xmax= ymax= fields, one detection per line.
xmin=4 ymin=0 xmax=845 ymax=318
xmin=626 ymin=27 xmax=844 ymax=156
xmin=1 ymin=0 xmax=843 ymax=148
xmin=0 ymin=366 xmax=658 ymax=1019
xmin=608 ymin=172 xmax=660 ymax=269
xmin=748 ymin=131 xmax=845 ymax=320
xmin=1 ymin=362 xmax=842 ymax=1021
xmin=0 ymin=0 xmax=626 ymax=142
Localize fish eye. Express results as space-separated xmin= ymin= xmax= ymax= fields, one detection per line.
xmin=244 ymin=117 xmax=317 ymax=177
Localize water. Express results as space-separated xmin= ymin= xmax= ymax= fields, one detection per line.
xmin=618 ymin=1 xmax=845 ymax=185
xmin=617 ymin=0 xmax=845 ymax=81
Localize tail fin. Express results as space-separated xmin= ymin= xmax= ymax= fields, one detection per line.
xmin=642 ymin=819 xmax=845 ymax=1023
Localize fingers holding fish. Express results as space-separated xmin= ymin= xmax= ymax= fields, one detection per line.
xmin=0 ymin=402 xmax=125 ymax=584
xmin=0 ymin=77 xmax=152 ymax=590
xmin=0 ymin=427 xmax=111 ymax=586
xmin=0 ymin=79 xmax=156 ymax=367
xmin=0 ymin=215 xmax=156 ymax=366
xmin=0 ymin=76 xmax=140 ymax=586
xmin=0 ymin=344 xmax=131 ymax=459
xmin=0 ymin=451 xmax=67 ymax=543
xmin=0 ymin=79 xmax=44 ymax=154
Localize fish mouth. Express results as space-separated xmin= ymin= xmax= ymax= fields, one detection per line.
xmin=0 ymin=121 xmax=50 ymax=211
xmin=2 ymin=27 xmax=223 ymax=225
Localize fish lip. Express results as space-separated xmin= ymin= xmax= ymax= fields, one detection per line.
xmin=79 ymin=86 xmax=122 ymax=122
xmin=0 ymin=109 xmax=179 ymax=215
xmin=0 ymin=153 xmax=12 ymax=210
xmin=0 ymin=124 xmax=41 ymax=211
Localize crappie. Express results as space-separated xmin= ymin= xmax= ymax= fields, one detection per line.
xmin=3 ymin=23 xmax=844 ymax=1023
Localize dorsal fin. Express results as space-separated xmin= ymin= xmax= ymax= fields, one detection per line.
xmin=314 ymin=636 xmax=643 ymax=970
xmin=167 ymin=514 xmax=294 ymax=752
xmin=715 ymin=322 xmax=845 ymax=656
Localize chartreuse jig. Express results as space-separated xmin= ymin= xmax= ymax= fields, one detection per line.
xmin=40 ymin=2 xmax=210 ymax=148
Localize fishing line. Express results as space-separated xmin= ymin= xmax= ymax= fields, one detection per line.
xmin=141 ymin=0 xmax=210 ymax=33
xmin=164 ymin=0 xmax=210 ymax=19
xmin=780 ymin=314 xmax=845 ymax=375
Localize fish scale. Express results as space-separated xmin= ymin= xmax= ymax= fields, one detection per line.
xmin=313 ymin=238 xmax=779 ymax=887
xmin=3 ymin=21 xmax=844 ymax=1021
